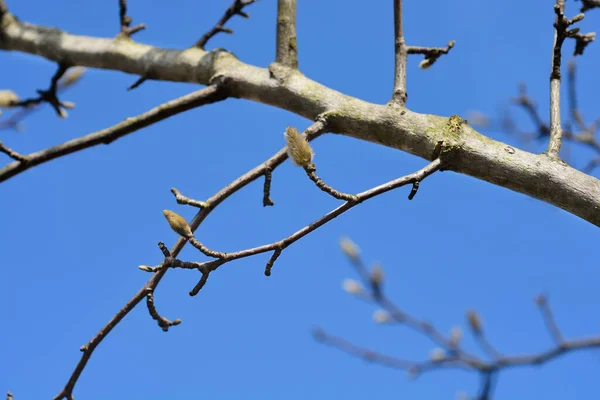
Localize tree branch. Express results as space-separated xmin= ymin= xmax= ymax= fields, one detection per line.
xmin=0 ymin=82 xmax=229 ymax=183
xmin=318 ymin=244 xmax=600 ymax=399
xmin=1 ymin=16 xmax=600 ymax=226
xmin=275 ymin=0 xmax=298 ymax=68
xmin=51 ymin=118 xmax=328 ymax=400
xmin=392 ymin=0 xmax=407 ymax=104
xmin=547 ymin=1 xmax=568 ymax=157
xmin=117 ymin=0 xmax=145 ymax=38
xmin=195 ymin=0 xmax=258 ymax=49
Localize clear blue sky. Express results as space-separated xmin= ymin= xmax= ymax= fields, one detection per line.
xmin=2 ymin=1 xmax=599 ymax=399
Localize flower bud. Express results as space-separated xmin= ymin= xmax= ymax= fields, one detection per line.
xmin=342 ymin=278 xmax=363 ymax=295
xmin=162 ymin=209 xmax=193 ymax=238
xmin=0 ymin=90 xmax=19 ymax=108
xmin=373 ymin=309 xmax=391 ymax=324
xmin=339 ymin=237 xmax=360 ymax=260
xmin=284 ymin=126 xmax=313 ymax=167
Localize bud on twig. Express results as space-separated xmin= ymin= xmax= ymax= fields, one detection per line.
xmin=284 ymin=126 xmax=313 ymax=168
xmin=466 ymin=310 xmax=482 ymax=335
xmin=58 ymin=67 xmax=86 ymax=88
xmin=339 ymin=237 xmax=360 ymax=260
xmin=370 ymin=263 xmax=384 ymax=286
xmin=429 ymin=348 xmax=446 ymax=362
xmin=449 ymin=326 xmax=463 ymax=346
xmin=0 ymin=90 xmax=19 ymax=108
xmin=342 ymin=278 xmax=363 ymax=295
xmin=373 ymin=309 xmax=391 ymax=324
xmin=419 ymin=59 xmax=432 ymax=70
xmin=162 ymin=209 xmax=193 ymax=238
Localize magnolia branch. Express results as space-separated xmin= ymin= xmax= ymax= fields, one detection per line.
xmin=0 ymin=82 xmax=229 ymax=183
xmin=5 ymin=8 xmax=596 ymax=227
xmin=391 ymin=0 xmax=454 ymax=104
xmin=156 ymin=147 xmax=441 ymax=288
xmin=316 ymin=242 xmax=600 ymax=399
xmin=51 ymin=118 xmax=328 ymax=400
xmin=129 ymin=0 xmax=256 ymax=89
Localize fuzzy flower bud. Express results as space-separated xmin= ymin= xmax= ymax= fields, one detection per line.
xmin=373 ymin=309 xmax=391 ymax=324
xmin=419 ymin=59 xmax=432 ymax=70
xmin=449 ymin=326 xmax=463 ymax=346
xmin=284 ymin=126 xmax=313 ymax=167
xmin=339 ymin=237 xmax=360 ymax=260
xmin=59 ymin=67 xmax=86 ymax=88
xmin=342 ymin=278 xmax=363 ymax=295
xmin=370 ymin=263 xmax=384 ymax=286
xmin=162 ymin=209 xmax=193 ymax=238
xmin=0 ymin=90 xmax=19 ymax=108
xmin=429 ymin=348 xmax=446 ymax=362
xmin=466 ymin=310 xmax=482 ymax=335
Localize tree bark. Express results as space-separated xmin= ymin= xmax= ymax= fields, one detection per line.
xmin=2 ymin=17 xmax=599 ymax=226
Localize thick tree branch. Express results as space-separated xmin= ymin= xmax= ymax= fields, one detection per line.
xmin=0 ymin=83 xmax=229 ymax=183
xmin=1 ymin=18 xmax=600 ymax=226
xmin=275 ymin=0 xmax=298 ymax=68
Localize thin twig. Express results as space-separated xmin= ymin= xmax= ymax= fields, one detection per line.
xmin=392 ymin=0 xmax=407 ymax=104
xmin=275 ymin=0 xmax=298 ymax=68
xmin=407 ymin=40 xmax=455 ymax=70
xmin=171 ymin=188 xmax=209 ymax=209
xmin=263 ymin=167 xmax=275 ymax=206
xmin=146 ymin=287 xmax=181 ymax=332
xmin=0 ymin=83 xmax=229 ymax=183
xmin=195 ymin=0 xmax=258 ymax=49
xmin=547 ymin=1 xmax=584 ymax=157
xmin=0 ymin=141 xmax=27 ymax=162
xmin=535 ymin=294 xmax=564 ymax=345
xmin=12 ymin=64 xmax=71 ymax=119
xmin=118 ymin=0 xmax=146 ymax=38
xmin=0 ymin=68 xmax=85 ymax=131
xmin=304 ymin=164 xmax=358 ymax=202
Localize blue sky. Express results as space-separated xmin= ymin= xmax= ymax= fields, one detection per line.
xmin=2 ymin=0 xmax=600 ymax=399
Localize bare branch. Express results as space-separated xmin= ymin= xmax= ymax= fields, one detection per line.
xmin=392 ymin=0 xmax=407 ymax=104
xmin=580 ymin=0 xmax=600 ymax=12
xmin=11 ymin=63 xmax=72 ymax=119
xmin=0 ymin=68 xmax=85 ymax=131
xmin=171 ymin=187 xmax=209 ymax=209
xmin=535 ymin=294 xmax=564 ymax=345
xmin=547 ymin=2 xmax=588 ymax=157
xmin=276 ymin=0 xmax=298 ymax=68
xmin=0 ymin=82 xmax=229 ymax=183
xmin=304 ymin=163 xmax=358 ymax=202
xmin=322 ymin=243 xmax=600 ymax=399
xmin=195 ymin=0 xmax=258 ymax=49
xmin=146 ymin=287 xmax=181 ymax=332
xmin=52 ymin=117 xmax=328 ymax=400
xmin=0 ymin=140 xmax=27 ymax=162
xmin=2 ymin=17 xmax=600 ymax=225
xmin=117 ymin=0 xmax=146 ymax=38
xmin=408 ymin=40 xmax=455 ymax=70
xmin=262 ymin=167 xmax=275 ymax=206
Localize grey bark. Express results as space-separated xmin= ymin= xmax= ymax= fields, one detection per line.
xmin=1 ymin=17 xmax=599 ymax=226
